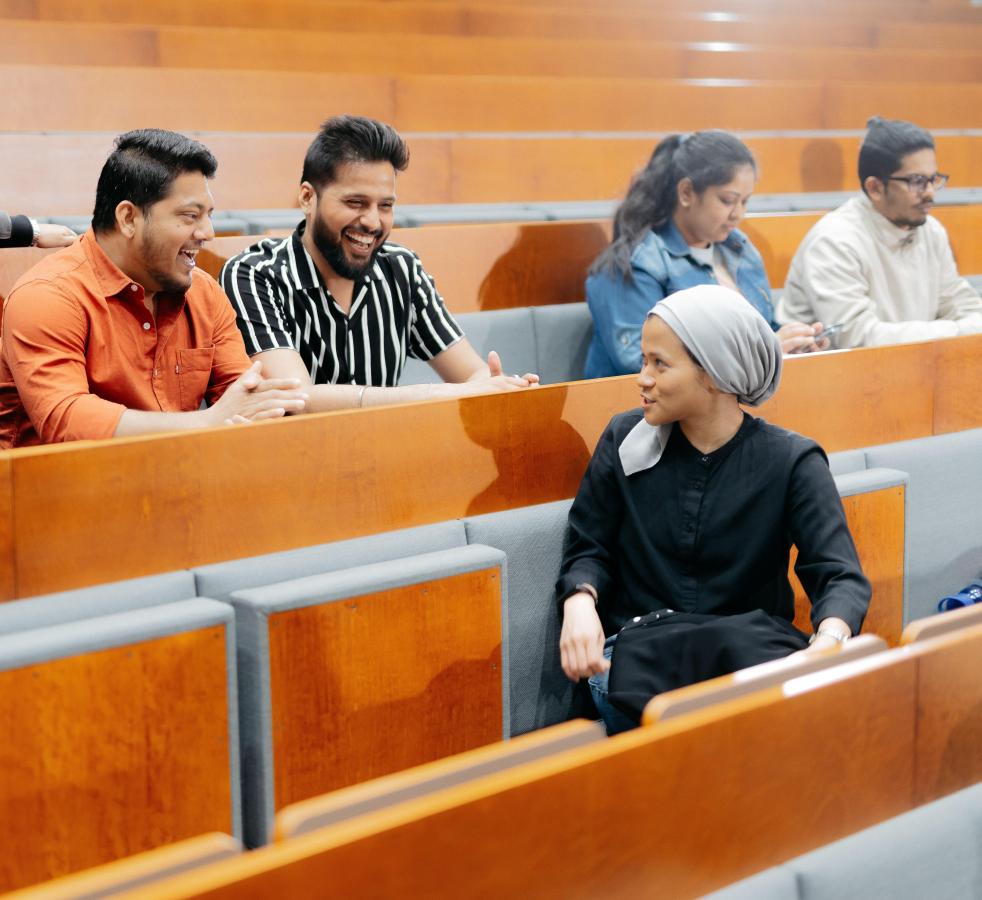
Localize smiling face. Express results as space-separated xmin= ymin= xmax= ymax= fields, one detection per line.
xmin=672 ymin=163 xmax=756 ymax=248
xmin=132 ymin=171 xmax=215 ymax=295
xmin=866 ymin=148 xmax=938 ymax=230
xmin=301 ymin=160 xmax=396 ymax=281
xmin=637 ymin=315 xmax=716 ymax=426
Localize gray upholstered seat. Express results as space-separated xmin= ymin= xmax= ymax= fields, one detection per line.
xmin=398 ymin=308 xmax=537 ymax=386
xmin=192 ymin=521 xmax=466 ymax=602
xmin=224 ymin=544 xmax=507 ymax=847
xmin=463 ymin=499 xmax=579 ymax=736
xmin=705 ymin=780 xmax=982 ymax=900
xmin=0 ymin=570 xmax=197 ymax=634
xmin=865 ymin=428 xmax=982 ymax=621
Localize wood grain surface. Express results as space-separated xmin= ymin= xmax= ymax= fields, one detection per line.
xmin=267 ymin=568 xmax=504 ymax=806
xmin=0 ymin=627 xmax=234 ymax=892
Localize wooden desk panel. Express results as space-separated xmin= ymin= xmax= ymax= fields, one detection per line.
xmin=6 ymin=377 xmax=634 ymax=598
xmin=0 ymin=627 xmax=233 ymax=892
xmin=757 ymin=342 xmax=935 ymax=453
xmin=128 ymin=652 xmax=917 ymax=899
xmin=4 ymin=133 xmax=982 ymax=215
xmin=5 ymin=834 xmax=240 ymax=900
xmin=268 ymin=568 xmax=503 ymax=807
xmin=908 ymin=624 xmax=982 ymax=805
xmin=790 ymin=486 xmax=906 ymax=645
xmin=5 ymin=335 xmax=982 ymax=600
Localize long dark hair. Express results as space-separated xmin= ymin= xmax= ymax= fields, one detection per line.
xmin=591 ymin=130 xmax=756 ymax=279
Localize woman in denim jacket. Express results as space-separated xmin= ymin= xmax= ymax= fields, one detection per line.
xmin=584 ymin=131 xmax=827 ymax=378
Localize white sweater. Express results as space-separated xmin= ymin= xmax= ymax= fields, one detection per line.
xmin=780 ymin=194 xmax=982 ymax=348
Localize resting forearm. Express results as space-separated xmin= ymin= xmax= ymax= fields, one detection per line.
xmin=113 ymin=408 xmax=214 ymax=437
xmin=303 ymin=382 xmax=441 ymax=413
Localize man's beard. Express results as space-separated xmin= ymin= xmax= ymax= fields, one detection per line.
xmin=141 ymin=232 xmax=193 ymax=297
xmin=311 ymin=217 xmax=382 ymax=281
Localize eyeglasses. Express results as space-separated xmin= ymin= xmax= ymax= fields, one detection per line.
xmin=884 ymin=172 xmax=949 ymax=194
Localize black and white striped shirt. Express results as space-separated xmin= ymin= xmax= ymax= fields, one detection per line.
xmin=220 ymin=225 xmax=463 ymax=386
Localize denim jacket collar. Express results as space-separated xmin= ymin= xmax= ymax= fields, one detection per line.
xmin=657 ymin=218 xmax=747 ymax=261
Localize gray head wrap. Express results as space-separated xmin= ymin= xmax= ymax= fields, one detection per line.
xmin=618 ymin=284 xmax=782 ymax=476
xmin=651 ymin=284 xmax=782 ymax=406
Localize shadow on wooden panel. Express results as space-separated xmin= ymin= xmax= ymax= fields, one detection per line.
xmin=459 ymin=384 xmax=592 ymax=514
xmin=475 ymin=220 xmax=610 ymax=311
xmin=267 ymin=569 xmax=503 ymax=805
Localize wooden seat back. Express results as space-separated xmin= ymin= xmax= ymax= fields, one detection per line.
xmin=904 ymin=621 xmax=982 ymax=804
xmin=0 ymin=610 xmax=237 ymax=891
xmin=124 ymin=650 xmax=919 ymax=898
xmin=642 ymin=633 xmax=887 ymax=724
xmin=4 ymin=835 xmax=241 ymax=900
xmin=900 ymin=602 xmax=982 ymax=645
xmin=275 ymin=720 xmax=602 ymax=840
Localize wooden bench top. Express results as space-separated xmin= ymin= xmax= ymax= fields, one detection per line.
xmin=7 ymin=63 xmax=982 ymax=132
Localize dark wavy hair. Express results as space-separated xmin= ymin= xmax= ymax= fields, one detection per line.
xmin=858 ymin=116 xmax=934 ymax=195
xmin=92 ymin=129 xmax=217 ymax=233
xmin=301 ymin=115 xmax=409 ymax=191
xmin=590 ymin=130 xmax=756 ymax=280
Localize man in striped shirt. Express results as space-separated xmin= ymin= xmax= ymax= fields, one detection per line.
xmin=221 ymin=116 xmax=538 ymax=410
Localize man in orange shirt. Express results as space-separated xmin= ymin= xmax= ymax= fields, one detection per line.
xmin=0 ymin=129 xmax=307 ymax=448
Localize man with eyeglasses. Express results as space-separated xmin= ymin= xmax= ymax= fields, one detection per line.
xmin=782 ymin=116 xmax=982 ymax=348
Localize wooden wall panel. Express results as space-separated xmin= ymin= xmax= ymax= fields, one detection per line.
xmin=5 ymin=133 xmax=982 ymax=216
xmin=269 ymin=568 xmax=503 ymax=806
xmin=932 ymin=335 xmax=982 ymax=435
xmin=823 ymin=80 xmax=982 ymax=130
xmin=6 ymin=377 xmax=633 ymax=597
xmin=6 ymin=333 xmax=982 ymax=599
xmin=791 ymin=486 xmax=906 ymax=645
xmin=393 ymin=76 xmax=826 ymax=132
xmin=0 ymin=627 xmax=233 ymax=892
xmin=0 ymin=456 xmax=16 ymax=600
xmin=909 ymin=624 xmax=982 ymax=805
xmin=0 ymin=65 xmax=396 ymax=132
xmin=757 ymin=342 xmax=936 ymax=452
xmin=128 ymin=653 xmax=917 ymax=899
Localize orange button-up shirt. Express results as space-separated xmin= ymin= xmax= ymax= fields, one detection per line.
xmin=0 ymin=231 xmax=250 ymax=448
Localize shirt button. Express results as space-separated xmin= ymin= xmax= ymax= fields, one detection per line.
xmin=130 ymin=284 xmax=139 ymax=292
xmin=701 ymin=456 xmax=711 ymax=464
xmin=142 ymin=322 xmax=151 ymax=331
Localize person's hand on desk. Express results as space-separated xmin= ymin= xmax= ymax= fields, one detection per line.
xmin=214 ymin=361 xmax=309 ymax=426
xmin=560 ymin=590 xmax=608 ymax=682
xmin=778 ymin=322 xmax=831 ymax=355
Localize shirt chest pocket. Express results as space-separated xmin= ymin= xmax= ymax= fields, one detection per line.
xmin=175 ymin=347 xmax=215 ymax=411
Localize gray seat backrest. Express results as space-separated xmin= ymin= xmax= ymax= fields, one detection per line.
xmin=225 ymin=544 xmax=507 ymax=848
xmin=0 ymin=570 xmax=197 ymax=634
xmin=709 ymin=780 xmax=982 ymax=900
xmin=463 ymin=499 xmax=578 ymax=735
xmin=826 ymin=448 xmax=866 ymax=476
xmin=0 ymin=598 xmax=242 ymax=839
xmin=531 ymin=302 xmax=592 ymax=384
xmin=192 ymin=521 xmax=466 ymax=602
xmin=865 ymin=428 xmax=982 ymax=621
xmin=399 ymin=308 xmax=537 ymax=386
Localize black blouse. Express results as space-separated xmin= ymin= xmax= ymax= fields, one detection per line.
xmin=556 ymin=410 xmax=871 ymax=637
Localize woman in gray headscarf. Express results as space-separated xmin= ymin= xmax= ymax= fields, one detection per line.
xmin=555 ymin=284 xmax=870 ymax=734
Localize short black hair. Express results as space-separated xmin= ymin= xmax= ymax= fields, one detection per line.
xmin=301 ymin=115 xmax=409 ymax=191
xmin=858 ymin=116 xmax=934 ymax=194
xmin=91 ymin=129 xmax=217 ymax=233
